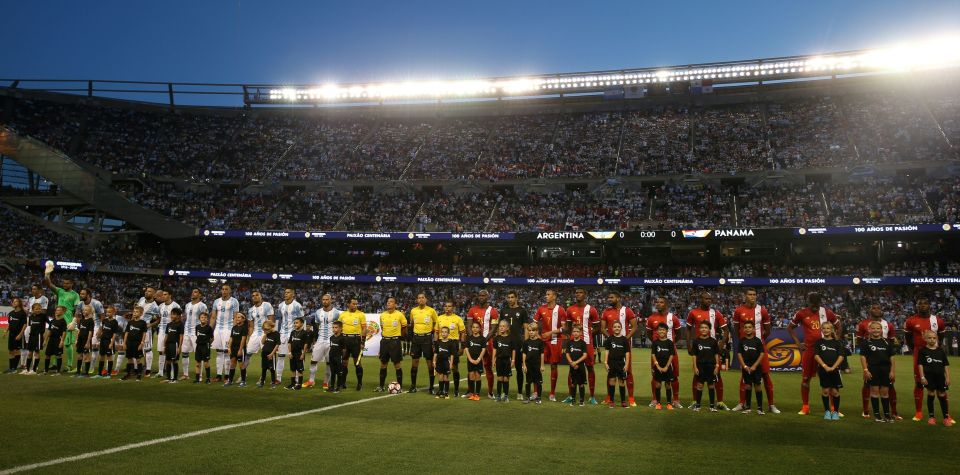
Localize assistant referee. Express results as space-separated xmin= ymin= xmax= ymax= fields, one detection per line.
xmin=338 ymin=298 xmax=367 ymax=391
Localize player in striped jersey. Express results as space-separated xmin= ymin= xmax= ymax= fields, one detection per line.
xmin=137 ymin=287 xmax=160 ymax=377
xmin=181 ymin=289 xmax=207 ymax=380
xmin=243 ymin=290 xmax=274 ymax=380
xmin=307 ymin=293 xmax=339 ymax=389
xmin=22 ymin=285 xmax=48 ymax=370
xmin=77 ymin=289 xmax=104 ymax=369
xmin=155 ymin=290 xmax=181 ymax=378
xmin=276 ymin=288 xmax=304 ymax=383
xmin=601 ymin=291 xmax=638 ymax=406
xmin=211 ymin=284 xmax=240 ymax=382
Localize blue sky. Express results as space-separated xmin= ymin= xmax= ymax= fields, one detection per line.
xmin=3 ymin=0 xmax=959 ymax=104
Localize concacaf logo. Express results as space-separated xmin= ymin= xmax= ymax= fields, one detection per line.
xmin=765 ymin=337 xmax=802 ymax=372
xmin=366 ymin=321 xmax=381 ymax=336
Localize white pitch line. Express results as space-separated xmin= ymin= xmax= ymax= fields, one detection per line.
xmin=0 ymin=392 xmax=398 ymax=474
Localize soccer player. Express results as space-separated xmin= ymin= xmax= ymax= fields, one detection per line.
xmin=607 ymin=321 xmax=632 ymax=408
xmin=338 ymin=297 xmax=367 ymax=390
xmin=211 ymin=284 xmax=239 ymax=382
xmin=181 ymin=289 xmax=207 ymax=380
xmin=465 ymin=321 xmax=486 ymax=401
xmin=813 ymin=321 xmax=844 ymax=421
xmin=601 ymin=291 xmax=637 ymax=406
xmin=163 ymin=307 xmax=185 ymax=383
xmin=522 ymin=322 xmax=545 ymax=404
xmin=225 ymin=312 xmax=248 ymax=387
xmin=732 ymin=288 xmax=778 ymax=413
xmin=856 ymin=304 xmax=899 ymax=419
xmin=904 ymin=297 xmax=946 ymax=421
xmin=737 ymin=321 xmax=767 ymax=415
xmin=194 ymin=312 xmax=213 ymax=384
xmin=122 ymin=306 xmax=148 ymax=381
xmin=788 ymin=292 xmax=840 ymax=415
xmin=433 ymin=326 xmax=457 ymax=399
xmin=258 ymin=321 xmax=280 ymax=389
xmin=536 ymin=289 xmax=568 ymax=402
xmin=467 ymin=289 xmax=499 ymax=398
xmin=275 ymin=288 xmax=304 ymax=384
xmin=77 ymin=288 xmax=104 ymax=372
xmin=408 ymin=293 xmax=438 ymax=393
xmin=243 ymin=290 xmax=274 ymax=383
xmin=646 ymin=296 xmax=682 ymax=408
xmin=156 ymin=290 xmax=181 ymax=379
xmin=566 ymin=288 xmax=600 ymax=404
xmin=687 ymin=291 xmax=729 ymax=410
xmin=436 ymin=300 xmax=466 ymax=397
xmin=93 ymin=306 xmax=119 ymax=378
xmin=500 ymin=290 xmax=529 ymax=400
xmin=493 ymin=320 xmax=515 ymax=403
xmin=859 ymin=321 xmax=896 ymax=422
xmin=307 ymin=293 xmax=338 ymax=389
xmin=136 ymin=286 xmax=160 ymax=377
xmin=22 ymin=285 xmax=48 ymax=371
xmin=288 ymin=317 xmax=308 ymax=390
xmin=917 ymin=330 xmax=953 ymax=426
xmin=43 ymin=272 xmax=79 ymax=371
xmin=43 ymin=306 xmax=68 ymax=375
xmin=5 ymin=298 xmax=26 ymax=373
xmin=73 ymin=306 xmax=94 ymax=377
xmin=328 ymin=321 xmax=347 ymax=393
xmin=691 ymin=321 xmax=720 ymax=412
xmin=649 ymin=323 xmax=675 ymax=410
xmin=377 ymin=297 xmax=407 ymax=392
xmin=22 ymin=303 xmax=46 ymax=374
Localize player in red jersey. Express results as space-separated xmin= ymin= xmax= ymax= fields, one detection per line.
xmin=466 ymin=289 xmax=499 ymax=399
xmin=565 ymin=288 xmax=600 ymax=405
xmin=855 ymin=303 xmax=900 ymax=420
xmin=732 ymin=288 xmax=779 ymax=414
xmin=646 ymin=296 xmax=683 ymax=408
xmin=903 ymin=297 xmax=946 ymax=421
xmin=787 ymin=292 xmax=840 ymax=415
xmin=535 ymin=289 xmax=567 ymax=402
xmin=686 ymin=291 xmax=730 ymax=410
xmin=601 ymin=291 xmax=638 ymax=406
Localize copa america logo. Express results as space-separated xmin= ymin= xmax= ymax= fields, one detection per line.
xmin=766 ymin=338 xmax=801 ymax=370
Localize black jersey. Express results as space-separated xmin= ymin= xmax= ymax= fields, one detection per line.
xmin=229 ymin=324 xmax=247 ymax=351
xmin=7 ymin=309 xmax=26 ymax=336
xmin=692 ymin=337 xmax=719 ymax=365
xmin=329 ymin=334 xmax=347 ymax=363
xmin=499 ymin=306 xmax=529 ymax=343
xmin=434 ymin=339 xmax=458 ymax=361
xmin=738 ymin=336 xmax=765 ymax=367
xmin=262 ymin=331 xmax=280 ymax=355
xmin=565 ymin=339 xmax=588 ymax=363
xmin=814 ymin=338 xmax=844 ymax=367
xmin=28 ymin=312 xmax=46 ymax=334
xmin=860 ymin=338 xmax=895 ymax=367
xmin=78 ymin=317 xmax=95 ymax=343
xmin=918 ymin=347 xmax=949 ymax=375
xmin=196 ymin=324 xmax=213 ymax=348
xmin=47 ymin=319 xmax=67 ymax=346
xmin=290 ymin=329 xmax=309 ymax=354
xmin=99 ymin=319 xmax=119 ymax=341
xmin=466 ymin=334 xmax=486 ymax=360
xmin=125 ymin=320 xmax=148 ymax=347
xmin=493 ymin=335 xmax=514 ymax=360
xmin=649 ymin=338 xmax=673 ymax=367
xmin=522 ymin=338 xmax=544 ymax=363
xmin=165 ymin=321 xmax=184 ymax=347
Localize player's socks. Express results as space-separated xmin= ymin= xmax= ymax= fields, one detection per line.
xmin=205 ymin=367 xmax=211 ymax=381
xmin=9 ymin=357 xmax=16 ymax=371
xmin=240 ymin=368 xmax=246 ymax=383
xmin=579 ymin=386 xmax=585 ymax=403
xmin=914 ymin=386 xmax=923 ymax=413
xmin=550 ymin=367 xmax=558 ymax=395
xmin=862 ymin=384 xmax=871 ymax=414
xmin=310 ymin=363 xmax=319 ymax=382
xmin=325 ymin=366 xmax=332 ymax=387
xmin=763 ymin=374 xmax=774 ymax=405
xmin=107 ymin=361 xmax=114 ymax=375
xmin=871 ymin=397 xmax=881 ymax=418
xmin=429 ymin=369 xmax=435 ymax=392
xmin=626 ymin=371 xmax=634 ymax=400
xmin=671 ymin=379 xmax=680 ymax=402
xmin=938 ymin=395 xmax=949 ymax=417
xmin=881 ymin=397 xmax=891 ymax=419
xmin=739 ymin=380 xmax=747 ymax=405
xmin=609 ymin=384 xmax=615 ymax=402
xmin=44 ymin=358 xmax=51 ymax=372
xmin=410 ymin=367 xmax=418 ymax=389
xmin=651 ymin=379 xmax=658 ymax=402
xmin=504 ymin=380 xmax=510 ymax=398
xmin=453 ymin=372 xmax=460 ymax=395
xmin=708 ymin=388 xmax=716 ymax=406
xmin=588 ymin=369 xmax=595 ymax=397
xmin=356 ymin=366 xmax=363 ymax=386
xmin=496 ymin=381 xmax=502 ymax=397
xmin=98 ymin=362 xmax=104 ymax=374
xmin=928 ymin=395 xmax=936 ymax=418
xmin=567 ymin=374 xmax=574 ymax=398
xmin=516 ymin=367 xmax=524 ymax=395
xmin=801 ymin=384 xmax=810 ymax=405
xmin=33 ymin=358 xmax=41 ymax=372
xmin=655 ymin=385 xmax=662 ymax=404
xmin=832 ymin=395 xmax=841 ymax=413
xmin=525 ymin=382 xmax=532 ymax=399
xmin=395 ymin=368 xmax=402 ymax=387
xmin=182 ymin=355 xmax=190 ymax=378
xmin=756 ymin=390 xmax=764 ymax=410
xmin=666 ymin=388 xmax=673 ymax=404
xmin=379 ymin=368 xmax=387 ymax=387
xmin=716 ymin=377 xmax=724 ymax=402
xmin=486 ymin=370 xmax=495 ymax=397
xmin=159 ymin=354 xmax=166 ymax=374
xmin=695 ymin=389 xmax=703 ymax=406
xmin=620 ymin=385 xmax=626 ymax=403
xmin=889 ymin=385 xmax=897 ymax=416
xmin=75 ymin=360 xmax=82 ymax=375
xmin=84 ymin=362 xmax=91 ymax=375
xmin=172 ymin=363 xmax=179 ymax=380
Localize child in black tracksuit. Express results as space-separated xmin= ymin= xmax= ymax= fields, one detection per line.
xmin=565 ymin=325 xmax=589 ymax=407
xmin=328 ymin=321 xmax=347 ymax=393
xmin=288 ymin=318 xmax=308 ymax=390
xmin=260 ymin=321 xmax=280 ymax=388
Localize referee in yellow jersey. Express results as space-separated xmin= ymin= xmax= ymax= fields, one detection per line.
xmin=376 ymin=297 xmax=407 ymax=392
xmin=338 ymin=298 xmax=367 ymax=391
xmin=436 ymin=300 xmax=466 ymax=397
xmin=408 ymin=293 xmax=438 ymax=393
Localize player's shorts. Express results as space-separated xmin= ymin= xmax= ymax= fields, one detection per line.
xmin=570 ymin=364 xmax=586 ymax=385
xmin=496 ymin=357 xmax=512 ymax=377
xmin=278 ymin=333 xmax=291 ymax=355
xmin=696 ymin=363 xmax=717 ymax=384
xmin=141 ymin=331 xmax=153 ymax=352
xmin=213 ymin=328 xmax=231 ymax=351
xmin=312 ymin=339 xmax=330 ymax=362
xmin=866 ymin=365 xmax=892 ymax=387
xmin=435 ymin=359 xmax=450 ymax=375
xmin=27 ymin=330 xmax=43 ymax=352
xmin=165 ymin=342 xmax=180 ymax=359
xmin=741 ymin=369 xmax=763 ymax=385
xmin=125 ymin=346 xmax=143 ymax=359
xmin=76 ymin=337 xmax=90 ymax=354
xmin=181 ymin=334 xmax=197 ymax=353
xmin=818 ymin=368 xmax=843 ymax=389
xmin=344 ymin=335 xmax=362 ymax=360
xmin=801 ymin=348 xmax=817 ymax=379
xmin=466 ymin=354 xmax=483 ymax=373
xmin=544 ymin=341 xmax=563 ymax=364
xmin=609 ymin=361 xmax=628 ymax=381
xmin=8 ymin=332 xmax=23 ymax=351
xmin=290 ymin=355 xmax=304 ymax=373
xmin=45 ymin=344 xmax=63 ymax=357
xmin=98 ymin=338 xmax=113 ymax=357
xmin=195 ymin=345 xmax=211 ymax=362
xmin=246 ymin=333 xmax=264 ymax=355
xmin=526 ymin=366 xmax=543 ymax=384
xmin=410 ymin=334 xmax=433 ymax=359
xmin=157 ymin=332 xmax=166 ymax=353
xmin=653 ymin=366 xmax=673 ymax=383
xmin=229 ymin=344 xmax=244 ymax=359
xmin=379 ymin=337 xmax=402 ymax=364
xmin=924 ymin=373 xmax=948 ymax=392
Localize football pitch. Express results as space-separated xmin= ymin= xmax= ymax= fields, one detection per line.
xmin=1 ymin=346 xmax=957 ymax=474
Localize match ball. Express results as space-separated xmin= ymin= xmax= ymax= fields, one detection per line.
xmin=44 ymin=260 xmax=55 ymax=273
xmin=387 ymin=381 xmax=402 ymax=394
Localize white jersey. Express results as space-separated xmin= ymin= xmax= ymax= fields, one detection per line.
xmin=212 ymin=297 xmax=240 ymax=330
xmin=183 ymin=301 xmax=207 ymax=336
xmin=158 ymin=301 xmax=181 ymax=333
xmin=77 ymin=298 xmax=105 ymax=327
xmin=28 ymin=295 xmax=49 ymax=311
xmin=277 ymin=300 xmax=303 ymax=336
xmin=312 ymin=307 xmax=340 ymax=343
xmin=138 ymin=297 xmax=160 ymax=325
xmin=248 ymin=302 xmax=275 ymax=336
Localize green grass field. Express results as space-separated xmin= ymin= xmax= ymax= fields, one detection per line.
xmin=1 ymin=343 xmax=958 ymax=474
